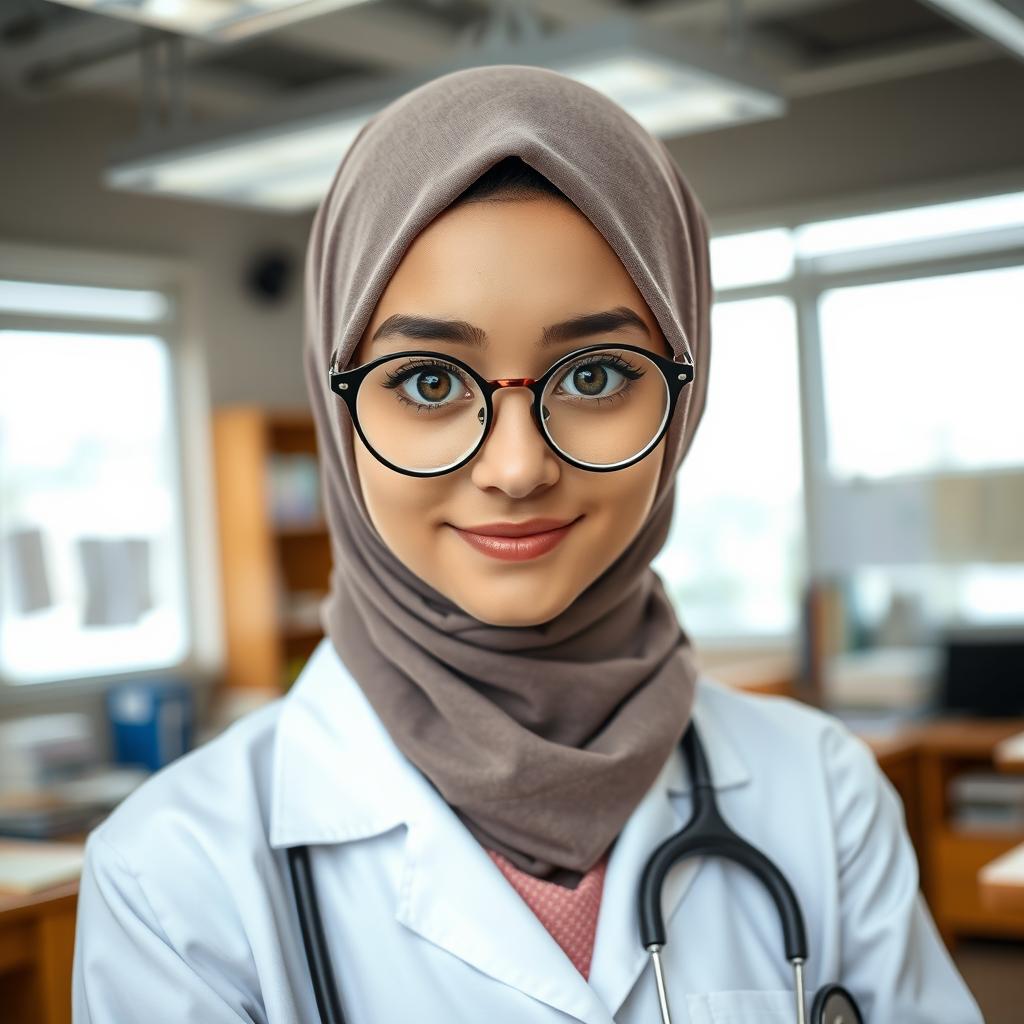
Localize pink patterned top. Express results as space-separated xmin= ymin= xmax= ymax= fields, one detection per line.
xmin=485 ymin=848 xmax=610 ymax=980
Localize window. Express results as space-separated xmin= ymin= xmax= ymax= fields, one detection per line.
xmin=819 ymin=264 xmax=1024 ymax=481
xmin=662 ymin=185 xmax=1024 ymax=639
xmin=653 ymin=297 xmax=805 ymax=639
xmin=848 ymin=563 xmax=1024 ymax=639
xmin=709 ymin=228 xmax=794 ymax=291
xmin=0 ymin=277 xmax=192 ymax=684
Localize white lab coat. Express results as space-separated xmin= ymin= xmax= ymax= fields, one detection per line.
xmin=72 ymin=638 xmax=984 ymax=1023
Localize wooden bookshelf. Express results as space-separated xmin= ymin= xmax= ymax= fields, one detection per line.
xmin=212 ymin=407 xmax=330 ymax=690
xmin=823 ymin=716 xmax=1024 ymax=949
xmin=912 ymin=718 xmax=1024 ymax=946
xmin=0 ymin=878 xmax=78 ymax=1024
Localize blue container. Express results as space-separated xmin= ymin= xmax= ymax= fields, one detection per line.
xmin=106 ymin=679 xmax=194 ymax=772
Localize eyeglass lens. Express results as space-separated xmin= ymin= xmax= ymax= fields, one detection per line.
xmin=354 ymin=347 xmax=670 ymax=473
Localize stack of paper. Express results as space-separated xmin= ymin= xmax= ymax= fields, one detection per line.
xmin=0 ymin=838 xmax=85 ymax=895
xmin=996 ymin=731 xmax=1024 ymax=768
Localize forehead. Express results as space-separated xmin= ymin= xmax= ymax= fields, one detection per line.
xmin=363 ymin=198 xmax=659 ymax=338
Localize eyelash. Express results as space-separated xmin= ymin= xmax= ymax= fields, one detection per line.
xmin=561 ymin=353 xmax=644 ymax=387
xmin=381 ymin=358 xmax=471 ymax=413
xmin=379 ymin=352 xmax=646 ymax=411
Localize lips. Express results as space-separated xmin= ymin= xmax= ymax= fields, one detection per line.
xmin=451 ymin=516 xmax=582 ymax=561
xmin=458 ymin=518 xmax=578 ymax=538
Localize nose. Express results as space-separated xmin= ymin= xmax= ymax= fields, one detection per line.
xmin=469 ymin=386 xmax=560 ymax=498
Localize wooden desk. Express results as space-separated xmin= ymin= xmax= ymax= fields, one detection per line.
xmin=980 ymin=842 xmax=1024 ymax=914
xmin=910 ymin=717 xmax=1024 ymax=947
xmin=979 ymin=730 xmax=1024 ymax=917
xmin=837 ymin=716 xmax=1024 ymax=948
xmin=3 ymin=715 xmax=1022 ymax=1022
xmin=0 ymin=879 xmax=79 ymax=1024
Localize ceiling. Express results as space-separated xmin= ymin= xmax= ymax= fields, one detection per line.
xmin=0 ymin=0 xmax=1012 ymax=127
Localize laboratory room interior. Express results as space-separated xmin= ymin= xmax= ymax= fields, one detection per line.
xmin=1 ymin=0 xmax=1023 ymax=1021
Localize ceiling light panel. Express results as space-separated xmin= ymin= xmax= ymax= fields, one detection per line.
xmin=105 ymin=16 xmax=786 ymax=211
xmin=48 ymin=0 xmax=368 ymax=41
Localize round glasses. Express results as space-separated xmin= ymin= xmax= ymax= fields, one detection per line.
xmin=328 ymin=342 xmax=695 ymax=477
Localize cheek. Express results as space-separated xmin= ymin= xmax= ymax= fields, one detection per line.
xmin=352 ymin=434 xmax=448 ymax=554
xmin=594 ymin=444 xmax=665 ymax=526
xmin=564 ymin=442 xmax=666 ymax=576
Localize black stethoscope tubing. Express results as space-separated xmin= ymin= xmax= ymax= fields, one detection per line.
xmin=287 ymin=720 xmax=864 ymax=1024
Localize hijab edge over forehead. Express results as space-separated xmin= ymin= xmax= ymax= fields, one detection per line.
xmin=314 ymin=137 xmax=702 ymax=357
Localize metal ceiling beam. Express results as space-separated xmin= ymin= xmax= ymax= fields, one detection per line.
xmin=2 ymin=27 xmax=279 ymax=113
xmin=780 ymin=35 xmax=999 ymax=96
xmin=514 ymin=0 xmax=616 ymax=27
xmin=642 ymin=0 xmax=856 ymax=31
xmin=919 ymin=0 xmax=1024 ymax=62
xmin=0 ymin=0 xmax=1004 ymax=117
xmin=0 ymin=10 xmax=138 ymax=98
xmin=272 ymin=1 xmax=463 ymax=68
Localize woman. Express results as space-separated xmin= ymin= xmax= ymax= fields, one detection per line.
xmin=73 ymin=65 xmax=983 ymax=1023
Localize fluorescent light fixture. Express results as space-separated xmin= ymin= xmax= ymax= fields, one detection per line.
xmin=106 ymin=15 xmax=785 ymax=211
xmin=47 ymin=0 xmax=366 ymax=42
xmin=919 ymin=0 xmax=1024 ymax=60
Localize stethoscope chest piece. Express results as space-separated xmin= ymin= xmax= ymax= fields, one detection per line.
xmin=810 ymin=984 xmax=864 ymax=1024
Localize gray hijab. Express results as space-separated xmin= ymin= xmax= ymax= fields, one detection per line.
xmin=303 ymin=64 xmax=713 ymax=885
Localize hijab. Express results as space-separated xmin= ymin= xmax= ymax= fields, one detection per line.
xmin=302 ymin=64 xmax=713 ymax=885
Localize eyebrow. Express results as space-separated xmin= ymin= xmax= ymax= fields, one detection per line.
xmin=370 ymin=305 xmax=650 ymax=349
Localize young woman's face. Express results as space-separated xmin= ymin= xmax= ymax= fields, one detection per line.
xmin=349 ymin=197 xmax=672 ymax=627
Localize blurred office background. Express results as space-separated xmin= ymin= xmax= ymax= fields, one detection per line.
xmin=1 ymin=0 xmax=1023 ymax=1020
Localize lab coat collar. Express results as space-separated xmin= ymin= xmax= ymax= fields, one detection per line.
xmin=269 ymin=639 xmax=752 ymax=1022
xmin=269 ymin=638 xmax=426 ymax=847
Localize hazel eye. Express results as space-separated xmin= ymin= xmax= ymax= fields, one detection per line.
xmin=381 ymin=360 xmax=473 ymax=411
xmin=406 ymin=368 xmax=454 ymax=404
xmin=554 ymin=355 xmax=644 ymax=401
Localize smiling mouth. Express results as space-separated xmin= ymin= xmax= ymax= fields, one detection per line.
xmin=455 ymin=517 xmax=579 ymax=537
xmin=449 ymin=516 xmax=583 ymax=561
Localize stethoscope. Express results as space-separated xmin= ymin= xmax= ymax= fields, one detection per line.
xmin=286 ymin=720 xmax=864 ymax=1024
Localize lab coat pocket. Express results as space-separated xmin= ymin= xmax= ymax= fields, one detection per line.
xmin=686 ymin=988 xmax=796 ymax=1024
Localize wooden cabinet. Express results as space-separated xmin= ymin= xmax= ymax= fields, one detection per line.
xmin=0 ymin=881 xmax=78 ymax=1024
xmin=212 ymin=407 xmax=331 ymax=690
xmin=913 ymin=719 xmax=1024 ymax=946
xmin=842 ymin=718 xmax=1024 ymax=949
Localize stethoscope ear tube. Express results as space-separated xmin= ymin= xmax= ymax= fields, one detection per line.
xmin=287 ymin=845 xmax=348 ymax=1024
xmin=638 ymin=722 xmax=808 ymax=962
xmin=287 ymin=720 xmax=863 ymax=1024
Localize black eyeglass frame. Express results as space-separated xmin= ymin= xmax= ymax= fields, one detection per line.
xmin=328 ymin=342 xmax=695 ymax=477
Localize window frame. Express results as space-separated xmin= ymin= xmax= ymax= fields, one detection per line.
xmin=0 ymin=241 xmax=222 ymax=705
xmin=701 ymin=171 xmax=1024 ymax=650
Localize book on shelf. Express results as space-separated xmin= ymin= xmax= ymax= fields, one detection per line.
xmin=267 ymin=453 xmax=322 ymax=526
xmin=948 ymin=772 xmax=1024 ymax=832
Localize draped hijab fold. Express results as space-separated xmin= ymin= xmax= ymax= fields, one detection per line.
xmin=302 ymin=64 xmax=713 ymax=884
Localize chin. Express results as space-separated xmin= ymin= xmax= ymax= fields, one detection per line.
xmin=457 ymin=585 xmax=577 ymax=628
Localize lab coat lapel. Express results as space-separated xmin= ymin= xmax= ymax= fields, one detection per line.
xmin=271 ymin=643 xmax=752 ymax=1022
xmin=272 ymin=641 xmax=614 ymax=1022
xmin=587 ymin=689 xmax=753 ymax=1019
xmin=396 ymin=792 xmax=616 ymax=1024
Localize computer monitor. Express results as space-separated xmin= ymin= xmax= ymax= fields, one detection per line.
xmin=937 ymin=626 xmax=1024 ymax=717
